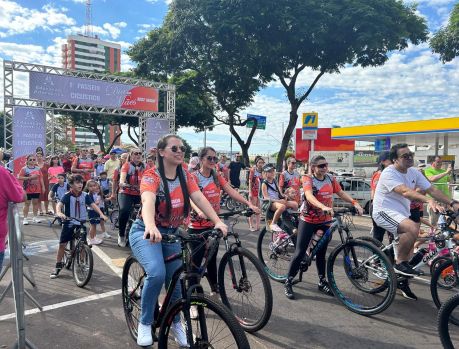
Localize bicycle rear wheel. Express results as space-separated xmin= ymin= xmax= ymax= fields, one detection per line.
xmin=158 ymin=294 xmax=249 ymax=349
xmin=257 ymin=227 xmax=295 ymax=282
xmin=438 ymin=293 xmax=459 ymax=349
xmin=430 ymin=259 xmax=459 ymax=325
xmin=72 ymin=243 xmax=93 ymax=287
xmin=122 ymin=255 xmax=145 ymax=341
xmin=218 ymin=246 xmax=273 ymax=332
xmin=327 ymin=239 xmax=396 ymax=316
xmin=110 ymin=209 xmax=119 ymax=230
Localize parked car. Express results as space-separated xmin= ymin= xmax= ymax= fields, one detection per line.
xmin=333 ymin=177 xmax=372 ymax=214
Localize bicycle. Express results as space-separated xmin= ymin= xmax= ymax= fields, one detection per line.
xmin=213 ymin=208 xmax=273 ymax=332
xmin=122 ymin=229 xmax=250 ymax=348
xmin=438 ymin=292 xmax=459 ymax=349
xmin=61 ymin=217 xmax=94 ymax=287
xmin=221 ymin=188 xmax=248 ymax=212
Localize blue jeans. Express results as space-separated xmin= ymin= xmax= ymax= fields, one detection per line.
xmin=129 ymin=219 xmax=182 ymax=326
xmin=0 ymin=250 xmax=4 ymax=271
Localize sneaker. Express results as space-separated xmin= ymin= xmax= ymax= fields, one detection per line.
xmin=171 ymin=321 xmax=189 ymax=347
xmin=32 ymin=216 xmax=42 ymax=223
xmin=318 ymin=280 xmax=334 ymax=297
xmin=270 ymin=223 xmax=283 ymax=232
xmin=284 ymin=278 xmax=294 ymax=299
xmin=398 ymin=281 xmax=418 ymax=300
xmin=101 ymin=232 xmax=111 ymax=239
xmin=118 ymin=236 xmax=127 ymax=247
xmin=50 ymin=262 xmax=64 ymax=279
xmin=23 ymin=218 xmax=29 ymax=225
xmin=137 ymin=322 xmax=153 ymax=346
xmin=394 ymin=261 xmax=421 ymax=276
xmin=190 ymin=305 xmax=198 ymax=320
xmin=87 ymin=237 xmax=103 ymax=246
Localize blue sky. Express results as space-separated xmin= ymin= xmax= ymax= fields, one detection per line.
xmin=0 ymin=0 xmax=458 ymax=155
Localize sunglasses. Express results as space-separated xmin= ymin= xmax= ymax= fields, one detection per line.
xmin=168 ymin=145 xmax=186 ymax=153
xmin=132 ymin=152 xmax=142 ymax=156
xmin=399 ymin=152 xmax=414 ymax=159
xmin=317 ymin=163 xmax=328 ymax=169
xmin=206 ymin=156 xmax=218 ymax=162
xmin=290 ymin=162 xmax=297 ymax=165
xmin=28 ymin=159 xmax=37 ymax=161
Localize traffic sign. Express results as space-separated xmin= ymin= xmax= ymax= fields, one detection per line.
xmin=302 ymin=112 xmax=318 ymax=130
xmin=246 ymin=114 xmax=266 ymax=130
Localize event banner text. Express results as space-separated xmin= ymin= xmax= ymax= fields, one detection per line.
xmin=29 ymin=72 xmax=158 ymax=112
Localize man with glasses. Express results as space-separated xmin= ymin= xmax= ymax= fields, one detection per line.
xmin=373 ymin=143 xmax=459 ymax=277
xmin=425 ymin=156 xmax=453 ymax=226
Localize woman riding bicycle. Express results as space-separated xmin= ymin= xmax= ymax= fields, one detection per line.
xmin=118 ymin=149 xmax=145 ymax=247
xmin=188 ymin=147 xmax=259 ymax=297
xmin=129 ymin=135 xmax=228 ymax=347
xmin=284 ymin=155 xmax=363 ymax=299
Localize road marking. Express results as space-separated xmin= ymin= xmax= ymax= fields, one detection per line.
xmin=0 ymin=289 xmax=121 ymax=321
xmin=91 ymin=245 xmax=123 ymax=278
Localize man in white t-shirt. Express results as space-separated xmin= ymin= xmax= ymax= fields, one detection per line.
xmin=373 ymin=143 xmax=459 ymax=277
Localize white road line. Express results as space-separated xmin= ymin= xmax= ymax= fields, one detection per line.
xmin=91 ymin=245 xmax=123 ymax=278
xmin=0 ymin=289 xmax=121 ymax=321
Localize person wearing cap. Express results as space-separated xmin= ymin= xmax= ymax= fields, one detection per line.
xmin=104 ymin=150 xmax=120 ymax=179
xmin=188 ymin=153 xmax=200 ymax=172
xmin=260 ymin=163 xmax=298 ymax=233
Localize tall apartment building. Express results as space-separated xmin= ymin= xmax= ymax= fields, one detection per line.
xmin=61 ymin=34 xmax=122 ymax=149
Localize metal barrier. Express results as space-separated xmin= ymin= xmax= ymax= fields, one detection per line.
xmin=0 ymin=203 xmax=40 ymax=349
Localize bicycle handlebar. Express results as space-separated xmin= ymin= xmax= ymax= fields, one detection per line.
xmin=218 ymin=208 xmax=255 ymax=219
xmin=333 ymin=207 xmax=356 ymax=215
xmin=62 ymin=217 xmax=87 ymax=224
xmin=145 ymin=228 xmax=223 ymax=243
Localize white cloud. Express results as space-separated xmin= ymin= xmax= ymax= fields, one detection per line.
xmin=0 ymin=1 xmax=75 ymax=38
xmin=137 ymin=23 xmax=158 ymax=34
xmin=65 ymin=21 xmax=127 ymax=39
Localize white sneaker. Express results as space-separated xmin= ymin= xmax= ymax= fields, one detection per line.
xmin=101 ymin=232 xmax=111 ymax=239
xmin=270 ymin=223 xmax=283 ymax=232
xmin=32 ymin=216 xmax=42 ymax=223
xmin=190 ymin=305 xmax=198 ymax=319
xmin=23 ymin=218 xmax=29 ymax=225
xmin=118 ymin=236 xmax=127 ymax=247
xmin=87 ymin=237 xmax=103 ymax=246
xmin=137 ymin=322 xmax=153 ymax=346
xmin=171 ymin=321 xmax=189 ymax=347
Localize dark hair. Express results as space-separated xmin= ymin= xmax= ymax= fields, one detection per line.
xmin=68 ymin=174 xmax=84 ymax=185
xmin=191 ymin=152 xmax=199 ymax=157
xmin=199 ymin=147 xmax=220 ymax=187
xmin=35 ymin=146 xmax=44 ymax=154
xmin=99 ymin=171 xmax=107 ymax=176
xmin=310 ymin=155 xmax=326 ymax=175
xmin=389 ymin=143 xmax=408 ymax=162
xmin=26 ymin=154 xmax=37 ymax=161
xmin=157 ymin=134 xmax=190 ymax=218
xmin=49 ymin=155 xmax=60 ymax=167
xmin=57 ymin=173 xmax=66 ymax=178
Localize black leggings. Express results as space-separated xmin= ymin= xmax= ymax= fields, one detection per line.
xmin=118 ymin=193 xmax=141 ymax=237
xmin=187 ymin=227 xmax=219 ymax=292
xmin=287 ymin=220 xmax=331 ymax=280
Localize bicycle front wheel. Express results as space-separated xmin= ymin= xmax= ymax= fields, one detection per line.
xmin=158 ymin=294 xmax=249 ymax=349
xmin=110 ymin=209 xmax=119 ymax=229
xmin=72 ymin=243 xmax=93 ymax=287
xmin=431 ymin=259 xmax=459 ymax=325
xmin=122 ymin=255 xmax=145 ymax=341
xmin=327 ymin=239 xmax=396 ymax=316
xmin=257 ymin=227 xmax=294 ymax=282
xmin=218 ymin=247 xmax=273 ymax=332
xmin=438 ymin=293 xmax=459 ymax=349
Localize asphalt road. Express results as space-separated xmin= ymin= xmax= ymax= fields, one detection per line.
xmin=1 ymin=213 xmax=457 ymax=349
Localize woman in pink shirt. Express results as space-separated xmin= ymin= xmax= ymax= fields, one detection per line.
xmin=0 ymin=153 xmax=26 ymax=270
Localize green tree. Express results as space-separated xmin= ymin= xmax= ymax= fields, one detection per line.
xmin=247 ymin=0 xmax=428 ymax=170
xmin=127 ymin=4 xmax=269 ymax=165
xmin=431 ymin=2 xmax=459 ymax=62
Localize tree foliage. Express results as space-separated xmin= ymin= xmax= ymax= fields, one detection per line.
xmin=431 ymin=2 xmax=459 ymax=62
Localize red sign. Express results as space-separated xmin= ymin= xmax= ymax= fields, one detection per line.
xmin=121 ymin=86 xmax=159 ymax=112
xmin=295 ymin=128 xmax=355 ymax=162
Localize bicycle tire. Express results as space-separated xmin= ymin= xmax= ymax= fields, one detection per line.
xmin=110 ymin=209 xmax=120 ymax=229
xmin=72 ymin=243 xmax=93 ymax=287
xmin=327 ymin=239 xmax=396 ymax=316
xmin=438 ymin=293 xmax=459 ymax=349
xmin=430 ymin=256 xmax=451 ymax=276
xmin=430 ymin=259 xmax=459 ymax=325
xmin=218 ymin=246 xmax=273 ymax=332
xmin=122 ymin=255 xmax=145 ymax=341
xmin=356 ymin=236 xmax=395 ymax=264
xmin=256 ymin=227 xmax=293 ymax=282
xmin=226 ymin=197 xmax=237 ymax=211
xmin=158 ymin=294 xmax=250 ymax=349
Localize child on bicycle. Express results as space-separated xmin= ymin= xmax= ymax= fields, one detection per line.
xmin=260 ymin=163 xmax=298 ymax=232
xmin=85 ymin=179 xmax=110 ymax=244
xmin=51 ymin=175 xmax=108 ymax=279
xmin=48 ymin=173 xmax=69 ymax=215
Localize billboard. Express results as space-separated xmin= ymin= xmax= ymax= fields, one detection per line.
xmin=310 ymin=151 xmax=353 ymax=170
xmin=29 ymin=72 xmax=158 ymax=112
xmin=302 ymin=112 xmax=318 ymax=130
xmin=246 ymin=114 xmax=266 ymax=130
xmin=145 ymin=119 xmax=170 ymax=150
xmin=12 ymin=107 xmax=46 ymax=174
xmin=354 ymin=150 xmax=378 ymax=167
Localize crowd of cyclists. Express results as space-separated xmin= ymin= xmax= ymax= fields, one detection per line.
xmin=4 ymin=137 xmax=459 ymax=347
